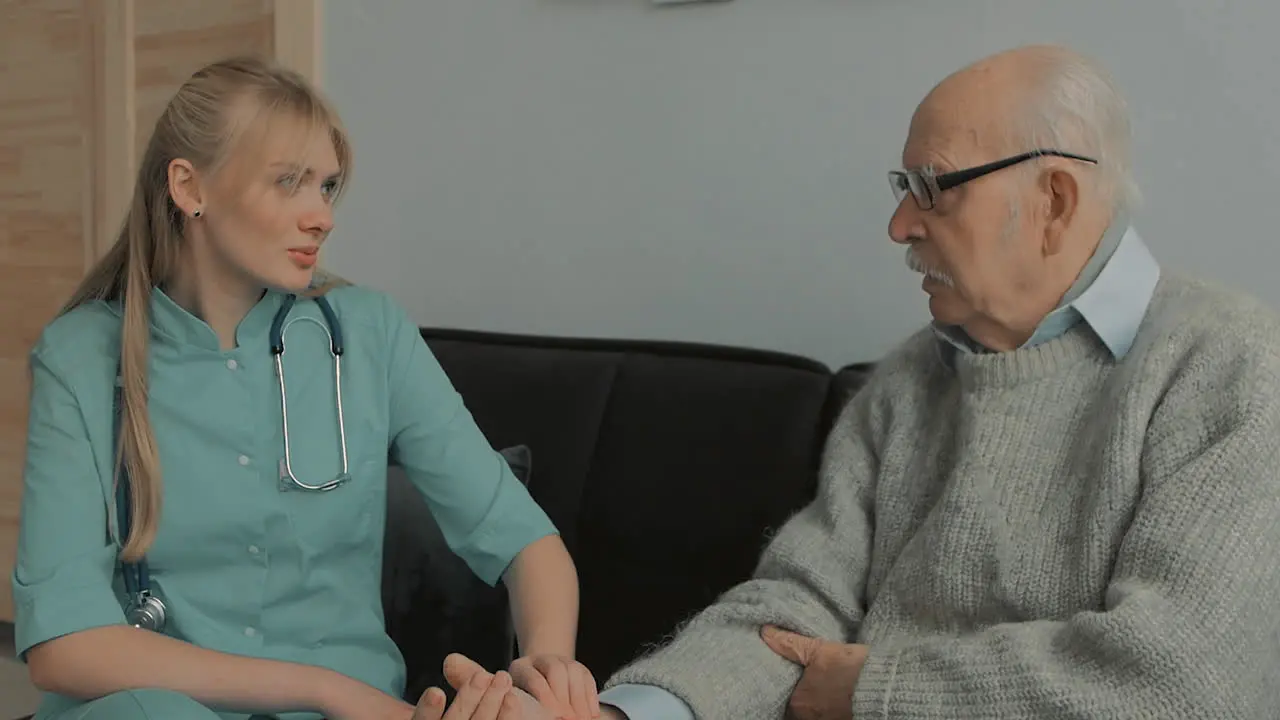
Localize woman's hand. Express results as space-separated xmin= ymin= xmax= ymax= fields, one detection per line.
xmin=509 ymin=654 xmax=600 ymax=719
xmin=319 ymin=664 xmax=523 ymax=720
xmin=412 ymin=671 xmax=521 ymax=720
xmin=433 ymin=654 xmax=561 ymax=720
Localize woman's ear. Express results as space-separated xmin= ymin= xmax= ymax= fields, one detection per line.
xmin=167 ymin=158 xmax=203 ymax=218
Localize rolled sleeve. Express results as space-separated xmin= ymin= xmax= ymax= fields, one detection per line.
xmin=384 ymin=297 xmax=557 ymax=586
xmin=430 ymin=443 xmax=558 ymax=585
xmin=12 ymin=350 xmax=125 ymax=660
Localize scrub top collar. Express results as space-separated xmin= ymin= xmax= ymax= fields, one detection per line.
xmin=148 ymin=286 xmax=289 ymax=353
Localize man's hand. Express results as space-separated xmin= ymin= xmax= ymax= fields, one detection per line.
xmin=509 ymin=654 xmax=600 ymax=719
xmin=761 ymin=625 xmax=869 ymax=720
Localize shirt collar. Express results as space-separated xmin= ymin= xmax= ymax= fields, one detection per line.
xmin=932 ymin=214 xmax=1160 ymax=360
xmin=147 ymin=286 xmax=287 ymax=352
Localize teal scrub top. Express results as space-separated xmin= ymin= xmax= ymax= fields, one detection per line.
xmin=11 ymin=284 xmax=559 ymax=717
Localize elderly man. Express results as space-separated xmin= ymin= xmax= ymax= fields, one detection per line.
xmin=437 ymin=43 xmax=1280 ymax=720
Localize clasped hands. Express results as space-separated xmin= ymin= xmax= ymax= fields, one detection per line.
xmin=409 ymin=652 xmax=600 ymax=720
xmin=374 ymin=627 xmax=862 ymax=720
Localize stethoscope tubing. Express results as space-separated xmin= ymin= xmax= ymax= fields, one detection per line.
xmin=113 ymin=293 xmax=349 ymax=631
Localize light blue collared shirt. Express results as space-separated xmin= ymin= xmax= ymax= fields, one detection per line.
xmin=600 ymin=682 xmax=699 ymax=720
xmin=933 ymin=216 xmax=1160 ymax=359
xmin=598 ymin=220 xmax=1161 ymax=720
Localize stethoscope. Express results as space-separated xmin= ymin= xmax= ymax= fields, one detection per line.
xmin=115 ymin=293 xmax=349 ymax=632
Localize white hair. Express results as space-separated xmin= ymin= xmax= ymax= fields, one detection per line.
xmin=1007 ymin=48 xmax=1141 ymax=217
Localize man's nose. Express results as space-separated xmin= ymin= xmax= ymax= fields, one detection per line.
xmin=887 ymin=196 xmax=919 ymax=245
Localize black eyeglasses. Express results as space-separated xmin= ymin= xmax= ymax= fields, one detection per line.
xmin=889 ymin=149 xmax=1098 ymax=210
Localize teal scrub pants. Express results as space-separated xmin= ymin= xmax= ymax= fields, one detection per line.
xmin=38 ymin=690 xmax=219 ymax=719
xmin=38 ymin=689 xmax=308 ymax=719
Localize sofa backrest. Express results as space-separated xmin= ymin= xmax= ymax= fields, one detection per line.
xmin=384 ymin=327 xmax=873 ymax=694
xmin=382 ymin=445 xmax=533 ymax=703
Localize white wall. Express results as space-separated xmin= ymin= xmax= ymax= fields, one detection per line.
xmin=321 ymin=0 xmax=1280 ymax=369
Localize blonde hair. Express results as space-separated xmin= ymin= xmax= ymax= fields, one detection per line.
xmin=59 ymin=56 xmax=353 ymax=562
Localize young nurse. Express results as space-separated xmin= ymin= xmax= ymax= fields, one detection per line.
xmin=12 ymin=56 xmax=598 ymax=720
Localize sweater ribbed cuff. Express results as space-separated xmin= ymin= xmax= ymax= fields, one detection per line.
xmin=852 ymin=645 xmax=903 ymax=720
xmin=604 ymin=622 xmax=802 ymax=720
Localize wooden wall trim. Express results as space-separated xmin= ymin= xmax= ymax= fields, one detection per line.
xmin=273 ymin=0 xmax=322 ymax=87
xmin=88 ymin=0 xmax=137 ymax=264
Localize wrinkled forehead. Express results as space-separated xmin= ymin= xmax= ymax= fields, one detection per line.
xmin=901 ymin=112 xmax=1001 ymax=173
xmin=902 ymin=72 xmax=1017 ymax=171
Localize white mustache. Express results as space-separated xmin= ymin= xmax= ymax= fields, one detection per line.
xmin=905 ymin=246 xmax=954 ymax=287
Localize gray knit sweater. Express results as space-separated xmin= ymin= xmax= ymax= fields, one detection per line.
xmin=605 ymin=275 xmax=1280 ymax=719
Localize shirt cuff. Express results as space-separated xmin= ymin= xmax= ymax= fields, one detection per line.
xmin=600 ymin=683 xmax=696 ymax=720
xmin=453 ymin=454 xmax=560 ymax=586
xmin=12 ymin=544 xmax=127 ymax=660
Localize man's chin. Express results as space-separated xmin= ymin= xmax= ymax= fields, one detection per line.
xmin=927 ymin=294 xmax=970 ymax=325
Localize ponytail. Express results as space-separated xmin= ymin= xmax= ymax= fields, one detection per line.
xmin=53 ymin=54 xmax=351 ymax=561
xmin=61 ymin=184 xmax=165 ymax=562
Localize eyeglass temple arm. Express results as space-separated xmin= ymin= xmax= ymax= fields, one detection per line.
xmin=935 ymin=150 xmax=1098 ymax=192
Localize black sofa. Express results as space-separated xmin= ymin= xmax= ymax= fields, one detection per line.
xmin=7 ymin=328 xmax=874 ymax=720
xmin=384 ymin=327 xmax=875 ymax=702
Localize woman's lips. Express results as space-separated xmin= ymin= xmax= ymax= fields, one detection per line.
xmin=288 ymin=247 xmax=318 ymax=268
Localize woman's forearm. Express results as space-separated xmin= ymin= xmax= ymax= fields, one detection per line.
xmin=504 ymin=534 xmax=581 ymax=658
xmin=26 ymin=625 xmax=347 ymax=715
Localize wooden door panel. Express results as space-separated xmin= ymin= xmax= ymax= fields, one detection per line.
xmin=0 ymin=357 xmax=30 ymax=510
xmin=134 ymin=0 xmax=274 ymax=156
xmin=0 ymin=0 xmax=314 ymax=623
xmin=0 ymin=0 xmax=95 ymax=622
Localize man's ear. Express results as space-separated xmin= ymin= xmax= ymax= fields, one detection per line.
xmin=168 ymin=158 xmax=203 ymax=218
xmin=1040 ymin=166 xmax=1079 ymax=257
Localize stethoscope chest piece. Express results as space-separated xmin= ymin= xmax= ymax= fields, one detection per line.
xmin=126 ymin=589 xmax=168 ymax=633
